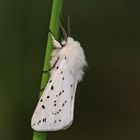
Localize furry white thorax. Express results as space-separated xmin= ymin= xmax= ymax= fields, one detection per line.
xmin=51 ymin=37 xmax=87 ymax=82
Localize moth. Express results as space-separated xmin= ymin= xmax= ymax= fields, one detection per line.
xmin=31 ymin=18 xmax=87 ymax=131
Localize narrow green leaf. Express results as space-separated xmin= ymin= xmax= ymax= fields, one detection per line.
xmin=32 ymin=0 xmax=63 ymax=139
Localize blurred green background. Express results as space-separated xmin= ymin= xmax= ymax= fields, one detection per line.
xmin=0 ymin=0 xmax=140 ymax=140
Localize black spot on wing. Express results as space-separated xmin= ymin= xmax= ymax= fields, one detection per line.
xmin=40 ymin=99 xmax=43 ymax=102
xmin=71 ymin=96 xmax=73 ymax=100
xmin=49 ymin=80 xmax=52 ymax=83
xmin=37 ymin=120 xmax=41 ymax=125
xmin=56 ymin=91 xmax=63 ymax=97
xmin=42 ymin=105 xmax=45 ymax=109
xmin=51 ymin=85 xmax=54 ymax=90
xmin=47 ymin=96 xmax=50 ymax=98
xmin=62 ymin=100 xmax=67 ymax=107
xmin=71 ymin=84 xmax=73 ymax=87
xmin=61 ymin=71 xmax=63 ymax=74
xmin=56 ymin=66 xmax=59 ymax=69
xmin=52 ymin=109 xmax=62 ymax=116
xmin=62 ymin=77 xmax=64 ymax=80
xmin=43 ymin=118 xmax=46 ymax=122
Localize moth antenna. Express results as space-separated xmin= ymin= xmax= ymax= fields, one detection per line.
xmin=59 ymin=15 xmax=68 ymax=42
xmin=67 ymin=15 xmax=71 ymax=36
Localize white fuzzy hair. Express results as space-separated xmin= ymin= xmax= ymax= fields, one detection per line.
xmin=50 ymin=37 xmax=87 ymax=82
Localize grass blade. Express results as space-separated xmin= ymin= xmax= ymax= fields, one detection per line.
xmin=32 ymin=0 xmax=63 ymax=139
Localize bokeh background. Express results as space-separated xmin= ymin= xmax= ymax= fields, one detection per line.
xmin=0 ymin=0 xmax=140 ymax=140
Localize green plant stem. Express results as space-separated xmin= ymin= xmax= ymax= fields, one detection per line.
xmin=32 ymin=0 xmax=63 ymax=140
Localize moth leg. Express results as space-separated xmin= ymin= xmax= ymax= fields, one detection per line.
xmin=49 ymin=29 xmax=62 ymax=48
xmin=49 ymin=57 xmax=59 ymax=71
xmin=42 ymin=57 xmax=60 ymax=73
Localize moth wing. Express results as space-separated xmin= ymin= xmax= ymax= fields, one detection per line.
xmin=31 ymin=57 xmax=77 ymax=131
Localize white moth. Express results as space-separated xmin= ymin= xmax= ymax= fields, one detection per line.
xmin=31 ymin=20 xmax=87 ymax=131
